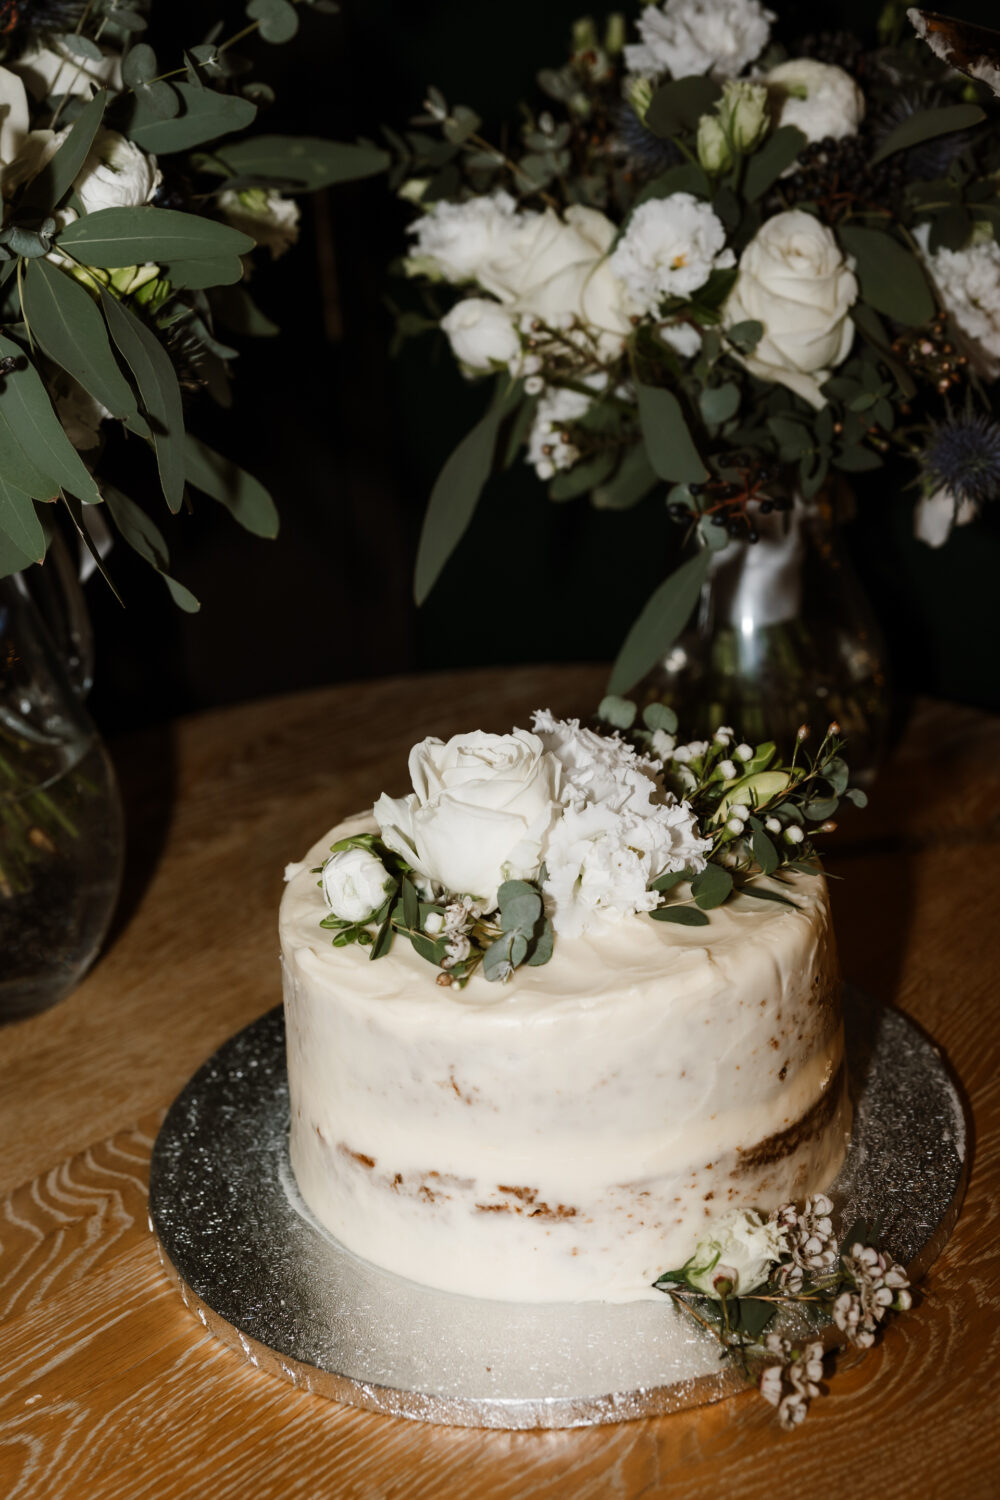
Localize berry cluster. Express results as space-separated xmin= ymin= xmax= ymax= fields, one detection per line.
xmin=667 ymin=462 xmax=792 ymax=542
xmin=891 ymin=315 xmax=969 ymax=396
xmin=782 ymin=134 xmax=906 ymax=221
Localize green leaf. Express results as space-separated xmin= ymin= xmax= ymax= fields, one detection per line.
xmin=0 ymin=477 xmax=44 ymax=564
xmin=645 ymin=76 xmax=721 ymax=138
xmin=183 ymin=434 xmax=278 ymax=537
xmin=0 ymin=335 xmax=101 ymax=505
xmin=100 ymin=291 xmax=184 ymax=510
xmin=247 ymin=0 xmax=299 ymax=43
xmin=482 ymin=933 xmax=515 ymax=981
xmin=103 ymin=484 xmax=201 ymax=611
xmin=629 ymin=162 xmax=710 ymax=213
xmin=414 ymin=383 xmax=519 ymax=605
xmin=163 ymin=257 xmax=246 ymax=290
xmin=731 ymin=1296 xmax=777 ymax=1339
xmin=408 ymin=929 xmax=447 ymax=967
xmin=637 ymin=384 xmax=706 ymax=483
xmin=741 ymin=883 xmax=800 ymax=908
xmin=213 ymin=134 xmax=390 ymax=190
xmin=122 ymin=42 xmax=157 ymax=87
xmin=822 ymin=756 xmax=849 ymax=795
xmin=691 ymin=862 xmax=733 ymax=910
xmin=803 ymin=794 xmax=839 ymax=819
xmin=869 ymin=103 xmax=984 ymax=166
xmin=592 ymin=442 xmax=657 ymax=511
xmin=19 ymin=89 xmax=106 ymax=218
xmin=837 ymin=226 xmax=934 ymax=327
xmin=21 ymin=259 xmax=139 ymax=423
xmin=608 ymin=547 xmax=710 ymax=696
xmin=548 ymin=449 xmax=616 ymax=500
xmin=0 ymin=517 xmax=40 ymax=579
xmin=128 ymin=82 xmax=257 ymax=153
xmin=751 ymin=827 xmax=779 ymax=875
xmin=642 ymin=702 xmax=677 ymax=733
xmin=650 ymin=905 xmax=710 ymax=926
xmin=210 ymin=284 xmax=279 ymax=337
xmin=845 ymin=786 xmax=868 ymax=808
xmin=58 ymin=206 xmax=254 ymax=267
xmin=699 ymin=382 xmax=740 ymax=426
xmin=834 ymin=446 xmax=882 ymax=472
xmin=725 ymin=319 xmax=763 ymax=353
xmin=598 ymin=694 xmax=637 ymax=729
xmin=370 ymin=902 xmax=395 ymax=961
xmin=525 ymin=915 xmax=553 ymax=967
xmin=651 ymin=870 xmax=688 ymax=895
xmin=499 ymin=884 xmax=543 ymax=934
xmin=0 ymin=400 xmax=60 ymax=501
xmin=744 ymin=126 xmax=806 ymax=201
xmin=401 ymin=875 xmax=419 ymax=931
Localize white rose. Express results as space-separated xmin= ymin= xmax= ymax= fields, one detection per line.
xmin=373 ymin=730 xmax=561 ymax=909
xmin=74 ymin=129 xmax=161 ymax=215
xmin=321 ymin=847 xmax=395 ymax=923
xmin=624 ymin=0 xmax=774 ymax=80
xmin=13 ymin=43 xmax=123 ymax=101
xmin=724 ymin=210 xmax=857 ymax=408
xmin=764 ymin=59 xmax=865 ymax=148
xmin=440 ymin=297 xmax=521 ymax=372
xmin=406 ymin=190 xmax=519 ymax=285
xmin=913 ymin=486 xmax=977 ymax=548
xmin=683 ymin=1209 xmax=786 ymax=1297
xmin=217 ymin=187 xmax=300 ymax=259
xmin=609 ymin=193 xmax=735 ymax=313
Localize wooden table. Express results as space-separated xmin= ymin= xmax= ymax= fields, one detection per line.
xmin=1 ymin=667 xmax=997 ymax=1499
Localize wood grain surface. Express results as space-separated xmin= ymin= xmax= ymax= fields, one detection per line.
xmin=1 ymin=667 xmax=997 ymax=1500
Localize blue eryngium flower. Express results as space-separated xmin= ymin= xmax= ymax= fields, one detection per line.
xmin=922 ymin=411 xmax=1000 ymax=509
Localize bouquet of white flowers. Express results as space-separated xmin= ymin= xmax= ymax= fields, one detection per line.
xmin=384 ymin=0 xmax=1000 ymax=693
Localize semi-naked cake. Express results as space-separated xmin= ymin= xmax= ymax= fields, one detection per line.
xmin=280 ymin=802 xmax=849 ymax=1303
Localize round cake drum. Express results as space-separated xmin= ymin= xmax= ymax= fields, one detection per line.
xmin=149 ymin=988 xmax=967 ymax=1429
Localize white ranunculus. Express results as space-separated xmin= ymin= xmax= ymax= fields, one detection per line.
xmin=609 ymin=193 xmax=735 ymax=313
xmin=913 ymin=223 xmax=1000 ymax=379
xmin=683 ymin=1209 xmax=787 ymax=1297
xmin=406 ymin=190 xmax=519 ymax=285
xmin=525 ymin=384 xmax=594 ymax=480
xmin=440 ymin=297 xmax=522 ymax=372
xmin=74 ymin=129 xmax=161 ymax=215
xmin=913 ymin=486 xmax=977 ymax=547
xmin=373 ymin=731 xmax=561 ymax=910
xmin=52 ymin=373 xmax=112 ymax=452
xmin=217 ymin=187 xmax=300 ymax=259
xmin=321 ymin=847 xmax=395 ymax=923
xmin=13 ymin=43 xmax=123 ymax=101
xmin=724 ymin=210 xmax=857 ymax=408
xmin=625 ymin=0 xmax=774 ymax=80
xmin=764 ymin=59 xmax=865 ymax=148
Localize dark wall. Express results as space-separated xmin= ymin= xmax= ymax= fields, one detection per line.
xmin=87 ymin=0 xmax=1000 ymax=734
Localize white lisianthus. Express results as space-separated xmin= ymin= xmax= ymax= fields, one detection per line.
xmin=610 ymin=194 xmax=735 ymax=313
xmin=217 ymin=187 xmax=301 ymax=259
xmin=373 ymin=731 xmax=561 ymax=910
xmin=440 ymin=297 xmax=522 ymax=373
xmin=624 ymin=0 xmax=774 ymax=80
xmin=321 ymin=847 xmax=395 ymax=923
xmin=696 ymin=113 xmax=732 ymax=175
xmin=717 ymin=79 xmax=770 ymax=153
xmin=52 ymin=373 xmax=112 ymax=452
xmin=764 ymin=59 xmax=865 ymax=148
xmin=406 ymin=190 xmax=519 ymax=285
xmin=13 ymin=43 xmax=123 ymax=101
xmin=913 ymin=224 xmax=1000 ymax=379
xmin=683 ymin=1209 xmax=787 ymax=1297
xmin=526 ymin=384 xmax=594 ymax=480
xmin=724 ymin=210 xmax=858 ymax=408
xmin=74 ymin=130 xmax=161 ymax=215
xmin=913 ymin=486 xmax=977 ymax=547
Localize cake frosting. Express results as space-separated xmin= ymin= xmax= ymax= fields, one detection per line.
xmin=280 ymin=810 xmax=850 ymax=1303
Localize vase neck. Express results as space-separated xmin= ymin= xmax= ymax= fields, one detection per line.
xmin=704 ymin=504 xmax=808 ymax=631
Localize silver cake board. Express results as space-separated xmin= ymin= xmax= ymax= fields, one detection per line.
xmin=148 ymin=987 xmax=968 ymax=1429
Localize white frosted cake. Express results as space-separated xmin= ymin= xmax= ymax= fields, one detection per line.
xmin=281 ymin=778 xmax=850 ymax=1301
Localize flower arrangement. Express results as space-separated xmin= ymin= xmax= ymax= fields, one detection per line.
xmin=315 ymin=696 xmax=861 ymax=984
xmin=656 ymin=1196 xmax=912 ymax=1428
xmin=0 ymin=0 xmax=386 ymax=596
xmin=387 ymin=0 xmax=1000 ymax=691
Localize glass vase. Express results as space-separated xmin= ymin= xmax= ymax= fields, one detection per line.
xmin=637 ymin=487 xmax=889 ymax=782
xmin=0 ymin=539 xmax=123 ymax=1022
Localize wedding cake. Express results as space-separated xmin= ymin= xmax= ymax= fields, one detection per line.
xmin=279 ymin=711 xmax=851 ymax=1303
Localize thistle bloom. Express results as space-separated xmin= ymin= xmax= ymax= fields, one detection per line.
xmin=921 ymin=410 xmax=1000 ymax=510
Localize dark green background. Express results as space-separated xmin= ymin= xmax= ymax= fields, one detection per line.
xmin=86 ymin=0 xmax=1000 ymax=733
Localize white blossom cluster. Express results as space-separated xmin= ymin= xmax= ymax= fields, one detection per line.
xmin=833 ymin=1243 xmax=912 ymax=1349
xmin=624 ymin=0 xmax=774 ymax=80
xmin=914 ymin=224 xmax=1000 ymax=379
xmin=758 ymin=1335 xmax=825 ymax=1429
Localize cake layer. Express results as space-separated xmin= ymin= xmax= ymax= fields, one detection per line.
xmin=280 ymin=814 xmax=850 ymax=1302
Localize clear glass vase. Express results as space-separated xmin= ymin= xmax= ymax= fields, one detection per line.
xmin=0 ymin=539 xmax=123 ymax=1022
xmin=637 ymin=488 xmax=889 ymax=782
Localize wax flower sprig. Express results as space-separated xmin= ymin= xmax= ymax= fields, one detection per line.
xmin=654 ymin=1198 xmax=913 ymax=1429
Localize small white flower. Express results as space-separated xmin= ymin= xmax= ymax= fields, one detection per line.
xmin=524 ymin=374 xmax=545 ymax=396
xmin=423 ymin=911 xmax=445 ymax=935
xmin=217 ymin=187 xmax=300 ymax=259
xmin=914 ymin=486 xmax=978 ymax=548
xmin=624 ymin=0 xmax=774 ymax=80
xmin=441 ymin=934 xmax=472 ymax=968
xmin=726 ymin=817 xmax=744 ymax=834
xmin=784 ymin=824 xmax=804 ymax=844
xmin=717 ymin=78 xmax=770 ymax=153
xmin=734 ymin=742 xmax=754 ymax=761
xmin=609 ymin=194 xmax=735 ymax=313
xmin=718 ymin=758 xmax=736 ymax=779
xmin=321 ymin=847 xmax=394 ymax=923
xmin=765 ymin=816 xmax=782 ymax=834
xmin=74 ymin=129 xmax=160 ymax=214
xmin=651 ymin=728 xmax=677 ymax=760
xmin=440 ymin=297 xmax=521 ymax=373
xmin=526 ymin=385 xmax=594 ymax=479
xmin=670 ymin=739 xmax=709 ymax=764
xmin=713 ymin=725 xmax=734 ymax=745
xmin=763 ymin=59 xmax=865 ymax=150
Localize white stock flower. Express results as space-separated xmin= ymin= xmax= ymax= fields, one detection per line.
xmin=52 ymin=373 xmax=111 ymax=452
xmin=406 ymin=190 xmax=519 ymax=284
xmin=684 ymin=1208 xmax=786 ymax=1297
xmin=217 ymin=187 xmax=300 ymax=258
xmin=532 ymin=709 xmax=661 ymax=813
xmin=764 ymin=59 xmax=865 ymax=148
xmin=610 ymin=193 xmax=734 ymax=313
xmin=913 ymin=486 xmax=977 ymax=547
xmin=526 ymin=384 xmax=594 ymax=480
xmin=13 ymin=43 xmax=123 ymax=101
xmin=914 ymin=224 xmax=1000 ymax=379
xmin=74 ymin=130 xmax=160 ymax=214
xmin=724 ymin=210 xmax=858 ymax=408
xmin=624 ymin=0 xmax=774 ymax=80
xmin=373 ymin=730 xmax=561 ymax=910
xmin=440 ymin=297 xmax=521 ymax=372
xmin=321 ymin=847 xmax=395 ymax=923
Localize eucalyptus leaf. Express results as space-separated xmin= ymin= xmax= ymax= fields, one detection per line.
xmin=642 ymin=702 xmax=677 ymax=733
xmin=598 ymin=694 xmax=637 ymax=729
xmin=58 ymin=206 xmax=254 ymax=267
xmin=608 ymin=547 xmax=711 ymax=695
xmin=741 ymin=883 xmax=800 ymax=908
xmin=102 ymin=483 xmax=169 ymax=569
xmin=210 ymin=284 xmax=279 ymax=336
xmin=837 ymin=226 xmax=934 ymax=327
xmin=401 ymin=876 xmax=419 ymax=931
xmin=183 ymin=434 xmax=279 ymax=538
xmin=691 ymin=862 xmax=733 ymax=910
xmin=649 ymin=905 xmax=710 ymax=926
xmin=100 ymin=291 xmax=185 ymax=510
xmin=414 ymin=382 xmax=520 ymax=605
xmin=751 ymin=827 xmax=779 ymax=875
xmin=163 ymin=257 xmax=246 ymax=289
xmin=744 ymin=126 xmax=806 ymax=201
xmin=247 ymin=0 xmax=299 ymax=43
xmin=0 ymin=335 xmax=101 ymax=505
xmin=0 ymin=401 xmax=60 ymax=501
xmin=22 ymin=259 xmax=139 ymax=422
xmin=214 ymin=134 xmax=390 ymax=190
xmin=0 ymin=517 xmax=40 ymax=579
xmin=548 ymin=448 xmax=616 ymax=500
xmin=725 ymin=319 xmax=763 ymax=353
xmin=845 ymin=786 xmax=868 ymax=808
xmin=869 ymin=103 xmax=984 ymax=165
xmin=645 ymin=76 xmax=721 ymax=137
xmin=651 ymin=869 xmax=687 ymax=893
xmin=699 ymin=382 xmax=740 ymax=427
xmin=592 ymin=442 xmax=657 ymax=511
xmin=526 ymin=916 xmax=554 ymax=967
xmin=803 ymin=795 xmax=839 ymax=819
xmin=128 ymin=82 xmax=257 ymax=153
xmin=0 ymin=477 xmax=44 ymax=564
xmin=637 ymin=384 xmax=706 ymax=483
xmin=122 ymin=42 xmax=157 ymax=87
xmin=19 ymin=90 xmax=106 ymax=218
